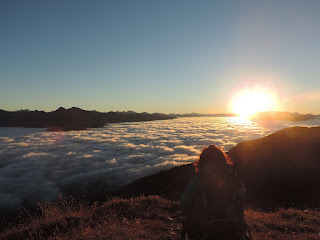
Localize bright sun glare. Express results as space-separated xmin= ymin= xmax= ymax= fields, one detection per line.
xmin=231 ymin=87 xmax=280 ymax=118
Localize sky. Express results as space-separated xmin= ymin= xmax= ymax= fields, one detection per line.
xmin=1 ymin=0 xmax=319 ymax=114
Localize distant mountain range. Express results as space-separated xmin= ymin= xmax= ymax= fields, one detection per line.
xmin=0 ymin=107 xmax=175 ymax=131
xmin=168 ymin=113 xmax=238 ymax=117
xmin=169 ymin=111 xmax=318 ymax=122
xmin=119 ymin=126 xmax=320 ymax=208
xmin=0 ymin=108 xmax=317 ymax=131
xmin=250 ymin=111 xmax=318 ymax=122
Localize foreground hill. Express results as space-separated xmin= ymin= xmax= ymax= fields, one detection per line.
xmin=0 ymin=107 xmax=175 ymax=131
xmin=120 ymin=127 xmax=320 ymax=207
xmin=1 ymin=195 xmax=319 ymax=240
xmin=228 ymin=126 xmax=320 ymax=207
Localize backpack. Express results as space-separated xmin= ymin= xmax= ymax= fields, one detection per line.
xmin=182 ymin=163 xmax=252 ymax=240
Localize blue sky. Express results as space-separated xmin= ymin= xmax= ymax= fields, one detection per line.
xmin=1 ymin=0 xmax=319 ymax=114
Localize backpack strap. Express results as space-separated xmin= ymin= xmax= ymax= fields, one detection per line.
xmin=198 ymin=179 xmax=207 ymax=209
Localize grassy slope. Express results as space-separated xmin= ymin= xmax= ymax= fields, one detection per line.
xmin=1 ymin=196 xmax=319 ymax=240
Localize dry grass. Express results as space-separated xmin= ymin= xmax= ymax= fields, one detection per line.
xmin=246 ymin=208 xmax=320 ymax=240
xmin=1 ymin=196 xmax=319 ymax=240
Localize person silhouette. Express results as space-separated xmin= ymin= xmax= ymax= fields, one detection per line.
xmin=180 ymin=145 xmax=250 ymax=240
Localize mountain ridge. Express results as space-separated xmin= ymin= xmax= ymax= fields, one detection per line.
xmin=0 ymin=107 xmax=175 ymax=131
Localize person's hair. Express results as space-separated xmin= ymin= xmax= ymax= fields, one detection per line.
xmin=194 ymin=145 xmax=233 ymax=173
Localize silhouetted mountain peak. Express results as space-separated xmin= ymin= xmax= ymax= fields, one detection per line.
xmin=55 ymin=107 xmax=86 ymax=114
xmin=55 ymin=107 xmax=67 ymax=112
xmin=69 ymin=107 xmax=84 ymax=112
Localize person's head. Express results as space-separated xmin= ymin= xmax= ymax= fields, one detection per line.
xmin=194 ymin=145 xmax=233 ymax=173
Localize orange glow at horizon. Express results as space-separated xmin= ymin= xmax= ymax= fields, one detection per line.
xmin=231 ymin=86 xmax=281 ymax=118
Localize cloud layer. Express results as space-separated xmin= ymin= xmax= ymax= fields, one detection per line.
xmin=1 ymin=117 xmax=320 ymax=214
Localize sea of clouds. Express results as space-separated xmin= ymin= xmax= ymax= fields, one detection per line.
xmin=1 ymin=116 xmax=320 ymax=215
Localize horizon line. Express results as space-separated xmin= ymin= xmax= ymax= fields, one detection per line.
xmin=1 ymin=107 xmax=319 ymax=116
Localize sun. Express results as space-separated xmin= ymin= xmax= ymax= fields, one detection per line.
xmin=231 ymin=87 xmax=280 ymax=118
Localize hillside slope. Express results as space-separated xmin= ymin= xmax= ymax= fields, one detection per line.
xmin=1 ymin=196 xmax=319 ymax=240
xmin=228 ymin=126 xmax=320 ymax=207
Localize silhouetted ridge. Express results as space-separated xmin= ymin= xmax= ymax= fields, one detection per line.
xmin=0 ymin=108 xmax=175 ymax=131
